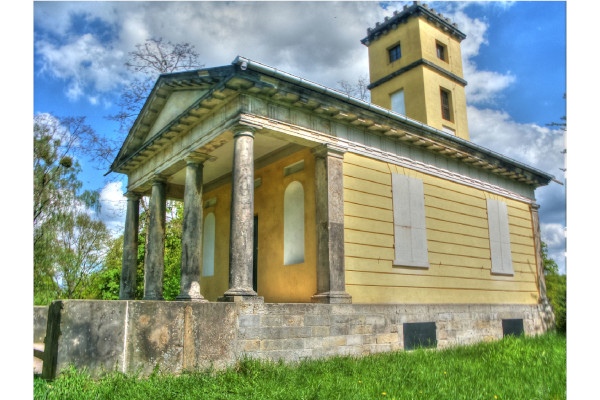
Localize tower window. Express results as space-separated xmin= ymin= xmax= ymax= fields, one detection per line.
xmin=391 ymin=89 xmax=406 ymax=115
xmin=436 ymin=42 xmax=447 ymax=61
xmin=440 ymin=88 xmax=452 ymax=121
xmin=388 ymin=44 xmax=401 ymax=63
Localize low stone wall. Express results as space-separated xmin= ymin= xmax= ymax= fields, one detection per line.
xmin=34 ymin=306 xmax=49 ymax=343
xmin=34 ymin=306 xmax=49 ymax=375
xmin=41 ymin=300 xmax=554 ymax=379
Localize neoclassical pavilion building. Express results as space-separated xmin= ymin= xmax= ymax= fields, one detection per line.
xmin=110 ymin=2 xmax=555 ymax=309
xmin=42 ymin=3 xmax=557 ymax=379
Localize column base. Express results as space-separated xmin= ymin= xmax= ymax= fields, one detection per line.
xmin=175 ymin=294 xmax=209 ymax=302
xmin=143 ymin=289 xmax=163 ymax=301
xmin=311 ymin=291 xmax=352 ymax=304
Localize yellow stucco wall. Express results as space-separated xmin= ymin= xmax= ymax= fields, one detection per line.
xmin=343 ymin=152 xmax=540 ymax=305
xmin=197 ymin=182 xmax=231 ymax=302
xmin=198 ymin=148 xmax=539 ymax=305
xmin=368 ymin=17 xmax=424 ymax=84
xmin=199 ymin=148 xmax=317 ymax=302
xmin=367 ymin=16 xmax=469 ymax=139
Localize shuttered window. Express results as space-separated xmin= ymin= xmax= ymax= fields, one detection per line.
xmin=487 ymin=199 xmax=514 ymax=275
xmin=440 ymin=89 xmax=451 ymax=121
xmin=391 ymin=89 xmax=406 ymax=115
xmin=202 ymin=212 xmax=215 ymax=276
xmin=392 ymin=174 xmax=429 ymax=268
xmin=284 ymin=181 xmax=305 ymax=265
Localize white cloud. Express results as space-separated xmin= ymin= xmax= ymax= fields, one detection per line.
xmin=467 ymin=106 xmax=565 ymax=177
xmin=36 ymin=33 xmax=128 ymax=102
xmin=444 ymin=8 xmax=517 ymax=105
xmin=541 ymin=222 xmax=567 ymax=274
xmin=34 ymin=1 xmax=389 ymax=99
xmin=98 ymin=181 xmax=127 ymax=236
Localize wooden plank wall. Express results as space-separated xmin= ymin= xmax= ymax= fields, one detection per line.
xmin=343 ymin=153 xmax=539 ymax=305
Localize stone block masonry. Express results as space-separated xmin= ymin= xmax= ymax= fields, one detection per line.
xmin=40 ymin=300 xmax=554 ymax=379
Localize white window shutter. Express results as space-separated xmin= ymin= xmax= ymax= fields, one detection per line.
xmin=202 ymin=212 xmax=216 ymax=277
xmin=391 ymin=89 xmax=406 ymax=115
xmin=392 ymin=174 xmax=429 ymax=267
xmin=284 ymin=181 xmax=305 ymax=265
xmin=487 ymin=199 xmax=514 ymax=275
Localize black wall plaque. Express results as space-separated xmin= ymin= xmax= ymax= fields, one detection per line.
xmin=502 ymin=318 xmax=524 ymax=337
xmin=403 ymin=322 xmax=437 ymax=350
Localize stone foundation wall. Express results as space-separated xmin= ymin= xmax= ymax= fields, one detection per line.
xmin=40 ymin=300 xmax=554 ymax=379
xmin=235 ymin=303 xmax=554 ymax=363
xmin=34 ymin=306 xmax=49 ymax=343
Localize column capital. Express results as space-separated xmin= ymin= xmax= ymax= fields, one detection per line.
xmin=124 ymin=191 xmax=141 ymax=201
xmin=232 ymin=125 xmax=257 ymax=138
xmin=152 ymin=175 xmax=168 ymax=185
xmin=312 ymin=143 xmax=348 ymax=159
xmin=184 ymin=153 xmax=211 ymax=165
xmin=531 ymin=202 xmax=540 ymax=210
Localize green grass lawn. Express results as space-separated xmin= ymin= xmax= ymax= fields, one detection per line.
xmin=34 ymin=333 xmax=566 ymax=400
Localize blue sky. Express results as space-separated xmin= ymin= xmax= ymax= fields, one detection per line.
xmin=30 ymin=1 xmax=567 ymax=274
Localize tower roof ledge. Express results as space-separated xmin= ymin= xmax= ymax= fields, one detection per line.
xmin=361 ymin=1 xmax=466 ymax=46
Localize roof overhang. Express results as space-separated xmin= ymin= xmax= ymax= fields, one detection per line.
xmin=108 ymin=55 xmax=555 ymax=190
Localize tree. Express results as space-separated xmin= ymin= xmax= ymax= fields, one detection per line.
xmin=85 ymin=236 xmax=124 ymax=300
xmin=33 ymin=114 xmax=111 ymax=304
xmin=337 ymin=75 xmax=370 ymax=102
xmin=542 ymin=241 xmax=559 ymax=276
xmin=108 ymin=38 xmax=204 ymax=137
xmin=542 ymin=241 xmax=566 ymax=334
xmin=34 ymin=114 xmax=100 ymax=230
xmin=53 ymin=213 xmax=112 ymax=299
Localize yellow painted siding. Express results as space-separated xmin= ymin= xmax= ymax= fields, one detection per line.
xmin=343 ymin=152 xmax=539 ymax=305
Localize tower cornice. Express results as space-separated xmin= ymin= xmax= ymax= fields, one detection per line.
xmin=367 ymin=58 xmax=468 ymax=91
xmin=361 ymin=1 xmax=466 ymax=46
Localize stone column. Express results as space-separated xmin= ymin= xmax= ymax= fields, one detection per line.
xmin=311 ymin=144 xmax=352 ymax=304
xmin=222 ymin=126 xmax=260 ymax=302
xmin=177 ymin=156 xmax=208 ymax=302
xmin=531 ymin=203 xmax=548 ymax=301
xmin=143 ymin=177 xmax=167 ymax=300
xmin=531 ymin=202 xmax=555 ymax=329
xmin=119 ymin=192 xmax=140 ymax=299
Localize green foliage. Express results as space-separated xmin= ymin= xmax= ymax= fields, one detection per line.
xmin=85 ymin=236 xmax=124 ymax=300
xmin=163 ymin=201 xmax=183 ymax=300
xmin=541 ymin=241 xmax=566 ymax=334
xmin=34 ymin=114 xmax=112 ymax=305
xmin=546 ymin=273 xmax=567 ymax=334
xmin=34 ymin=333 xmax=566 ymax=400
xmin=95 ymin=200 xmax=184 ymax=300
xmin=542 ymin=241 xmax=559 ymax=275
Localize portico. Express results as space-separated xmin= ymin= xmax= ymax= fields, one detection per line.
xmin=116 ymin=113 xmax=351 ymax=303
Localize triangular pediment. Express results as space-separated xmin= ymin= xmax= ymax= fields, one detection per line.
xmin=109 ymin=66 xmax=235 ymax=173
xmin=142 ymin=89 xmax=209 ymax=144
